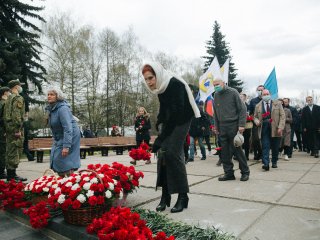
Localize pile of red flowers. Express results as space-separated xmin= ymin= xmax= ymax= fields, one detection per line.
xmin=23 ymin=201 xmax=51 ymax=229
xmin=262 ymin=112 xmax=273 ymax=123
xmin=129 ymin=143 xmax=151 ymax=161
xmin=87 ymin=207 xmax=175 ymax=240
xmin=0 ymin=179 xmax=31 ymax=210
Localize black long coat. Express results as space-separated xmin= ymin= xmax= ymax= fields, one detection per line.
xmin=301 ymin=105 xmax=320 ymax=130
xmin=134 ymin=115 xmax=151 ymax=142
xmin=156 ymin=78 xmax=194 ymax=194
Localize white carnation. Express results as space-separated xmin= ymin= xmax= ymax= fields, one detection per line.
xmin=108 ymin=183 xmax=114 ymax=190
xmin=54 ymin=187 xmax=61 ymax=194
xmin=65 ymin=182 xmax=73 ymax=187
xmin=119 ymin=191 xmax=123 ymax=199
xmin=51 ymin=184 xmax=58 ymax=189
xmin=83 ymin=183 xmax=91 ymax=190
xmin=90 ymin=177 xmax=98 ymax=184
xmin=43 ymin=187 xmax=49 ymax=192
xmin=105 ymin=190 xmax=112 ymax=199
xmin=75 ymin=176 xmax=81 ymax=183
xmin=83 ymin=177 xmax=90 ymax=182
xmin=98 ymin=174 xmax=104 ymax=178
xmin=77 ymin=194 xmax=86 ymax=203
xmin=57 ymin=194 xmax=65 ymax=204
xmin=86 ymin=190 xmax=94 ymax=198
xmin=48 ymin=194 xmax=51 ymax=198
xmin=113 ymin=180 xmax=118 ymax=185
xmin=46 ymin=182 xmax=52 ymax=187
xmin=71 ymin=183 xmax=80 ymax=190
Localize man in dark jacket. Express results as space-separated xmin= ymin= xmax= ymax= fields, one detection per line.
xmin=248 ymin=85 xmax=265 ymax=160
xmin=301 ymin=96 xmax=320 ymax=158
xmin=213 ymin=79 xmax=250 ymax=181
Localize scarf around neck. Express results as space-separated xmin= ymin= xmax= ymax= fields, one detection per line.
xmin=142 ymin=61 xmax=200 ymax=118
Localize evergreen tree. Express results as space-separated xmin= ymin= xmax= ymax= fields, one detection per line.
xmin=0 ymin=0 xmax=46 ymax=109
xmin=203 ymin=21 xmax=243 ymax=92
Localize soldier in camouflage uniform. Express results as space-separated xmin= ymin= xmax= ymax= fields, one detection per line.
xmin=3 ymin=80 xmax=27 ymax=181
xmin=0 ymin=87 xmax=11 ymax=179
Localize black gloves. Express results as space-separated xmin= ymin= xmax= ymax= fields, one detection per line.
xmin=152 ymin=137 xmax=162 ymax=153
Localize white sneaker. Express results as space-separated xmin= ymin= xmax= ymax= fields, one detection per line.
xmin=208 ymin=151 xmax=212 ymax=156
xmin=284 ymin=155 xmax=289 ymax=161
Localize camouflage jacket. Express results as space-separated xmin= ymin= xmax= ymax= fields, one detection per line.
xmin=0 ymin=99 xmax=6 ymax=137
xmin=3 ymin=93 xmax=25 ymax=133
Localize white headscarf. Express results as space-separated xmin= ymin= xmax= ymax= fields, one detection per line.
xmin=142 ymin=61 xmax=200 ymax=118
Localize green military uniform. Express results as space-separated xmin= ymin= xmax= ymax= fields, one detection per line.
xmin=4 ymin=92 xmax=25 ymax=170
xmin=0 ymin=96 xmax=8 ymax=178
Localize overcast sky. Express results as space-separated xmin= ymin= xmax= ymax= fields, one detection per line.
xmin=41 ymin=0 xmax=320 ymax=100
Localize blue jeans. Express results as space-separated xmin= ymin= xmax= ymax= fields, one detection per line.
xmin=261 ymin=123 xmax=281 ymax=166
xmin=189 ymin=136 xmax=206 ymax=159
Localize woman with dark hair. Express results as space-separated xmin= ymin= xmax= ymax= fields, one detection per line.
xmin=46 ymin=87 xmax=81 ymax=177
xmin=142 ymin=62 xmax=200 ymax=213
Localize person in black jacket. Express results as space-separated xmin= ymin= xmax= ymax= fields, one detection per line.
xmin=248 ymin=85 xmax=264 ymax=160
xmin=301 ymin=96 xmax=320 ymax=158
xmin=142 ymin=61 xmax=200 ymax=213
xmin=134 ymin=107 xmax=151 ymax=147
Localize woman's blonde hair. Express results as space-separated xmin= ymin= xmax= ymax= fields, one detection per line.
xmin=136 ymin=106 xmax=150 ymax=118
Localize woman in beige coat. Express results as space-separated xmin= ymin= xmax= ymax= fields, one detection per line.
xmin=279 ymin=99 xmax=292 ymax=160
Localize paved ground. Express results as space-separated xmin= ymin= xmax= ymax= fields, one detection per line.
xmin=2 ymin=149 xmax=320 ymax=240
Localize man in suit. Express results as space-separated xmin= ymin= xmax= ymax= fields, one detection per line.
xmin=301 ymin=96 xmax=320 ymax=158
xmin=254 ymin=89 xmax=285 ymax=171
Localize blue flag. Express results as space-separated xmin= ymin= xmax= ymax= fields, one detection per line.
xmin=264 ymin=67 xmax=278 ymax=99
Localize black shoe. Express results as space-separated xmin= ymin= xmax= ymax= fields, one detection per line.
xmin=262 ymin=165 xmax=270 ymax=171
xmin=298 ymin=148 xmax=302 ymax=152
xmin=315 ymin=153 xmax=319 ymax=158
xmin=171 ymin=193 xmax=189 ymax=213
xmin=213 ymin=151 xmax=220 ymax=155
xmin=288 ymin=155 xmax=292 ymax=158
xmin=272 ymin=164 xmax=278 ymax=168
xmin=233 ymin=156 xmax=238 ymax=161
xmin=240 ymin=174 xmax=249 ymax=181
xmin=12 ymin=169 xmax=27 ymax=182
xmin=200 ymin=157 xmax=206 ymax=160
xmin=28 ymin=158 xmax=35 ymax=161
xmin=187 ymin=158 xmax=194 ymax=162
xmin=254 ymin=156 xmax=261 ymax=160
xmin=218 ymin=174 xmax=236 ymax=181
xmin=156 ymin=194 xmax=171 ymax=212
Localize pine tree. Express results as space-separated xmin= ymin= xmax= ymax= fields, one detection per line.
xmin=203 ymin=21 xmax=243 ymax=92
xmin=0 ymin=0 xmax=46 ymax=109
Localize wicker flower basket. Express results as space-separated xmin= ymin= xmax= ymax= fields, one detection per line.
xmin=61 ymin=169 xmax=108 ymax=226
xmin=62 ymin=204 xmax=107 ymax=226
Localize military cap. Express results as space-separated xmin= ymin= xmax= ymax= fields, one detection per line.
xmin=7 ymin=79 xmax=25 ymax=89
xmin=0 ymin=86 xmax=10 ymax=96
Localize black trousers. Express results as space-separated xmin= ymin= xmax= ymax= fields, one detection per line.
xmin=219 ymin=125 xmax=250 ymax=176
xmin=305 ymin=129 xmax=319 ymax=153
xmin=252 ymin=125 xmax=262 ymax=158
xmin=243 ymin=128 xmax=251 ymax=159
xmin=203 ymin=135 xmax=212 ymax=151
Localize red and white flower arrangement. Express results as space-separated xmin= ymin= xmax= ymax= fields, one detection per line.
xmin=24 ymin=175 xmax=61 ymax=200
xmin=87 ymin=206 xmax=175 ymax=240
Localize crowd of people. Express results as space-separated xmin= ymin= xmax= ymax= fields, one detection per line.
xmin=1 ymin=62 xmax=319 ymax=216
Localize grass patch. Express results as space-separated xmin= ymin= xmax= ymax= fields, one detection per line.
xmin=133 ymin=208 xmax=236 ymax=240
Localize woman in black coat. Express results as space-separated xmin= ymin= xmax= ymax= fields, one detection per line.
xmin=142 ymin=61 xmax=200 ymax=213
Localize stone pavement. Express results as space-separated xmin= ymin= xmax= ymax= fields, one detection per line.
xmin=2 ymin=150 xmax=320 ymax=240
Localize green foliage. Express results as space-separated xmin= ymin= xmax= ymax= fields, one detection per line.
xmin=203 ymin=21 xmax=243 ymax=92
xmin=134 ymin=208 xmax=236 ymax=240
xmin=0 ymin=0 xmax=46 ymax=108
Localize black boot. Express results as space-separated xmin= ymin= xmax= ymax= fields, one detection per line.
xmin=156 ymin=188 xmax=171 ymax=212
xmin=13 ymin=169 xmax=27 ymax=182
xmin=6 ymin=169 xmax=15 ymax=181
xmin=156 ymin=167 xmax=171 ymax=212
xmin=171 ymin=193 xmax=189 ymax=213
